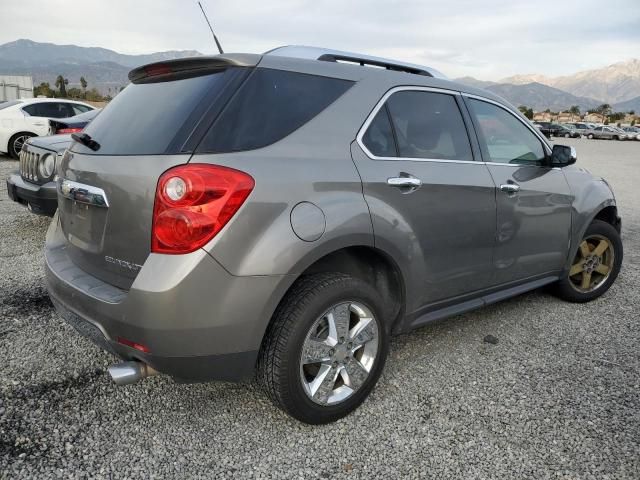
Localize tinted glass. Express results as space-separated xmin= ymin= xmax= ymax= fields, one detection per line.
xmin=198 ymin=69 xmax=353 ymax=153
xmin=21 ymin=104 xmax=39 ymax=116
xmin=71 ymin=104 xmax=92 ymax=115
xmin=468 ymin=99 xmax=546 ymax=166
xmin=362 ymin=107 xmax=397 ymax=157
xmin=23 ymin=102 xmax=75 ymax=118
xmin=385 ymin=91 xmax=472 ymax=161
xmin=76 ymin=70 xmax=231 ymax=155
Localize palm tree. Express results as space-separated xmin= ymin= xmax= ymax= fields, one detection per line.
xmin=80 ymin=76 xmax=88 ymax=97
xmin=55 ymin=75 xmax=68 ymax=98
xmin=596 ymin=103 xmax=611 ymax=123
xmin=569 ymin=105 xmax=580 ymax=121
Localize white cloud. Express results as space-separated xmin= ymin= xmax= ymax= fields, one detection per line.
xmin=1 ymin=0 xmax=638 ymax=80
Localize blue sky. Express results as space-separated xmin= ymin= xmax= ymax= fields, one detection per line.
xmin=2 ymin=0 xmax=639 ymax=80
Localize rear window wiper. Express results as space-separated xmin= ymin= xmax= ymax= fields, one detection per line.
xmin=71 ymin=133 xmax=101 ymax=152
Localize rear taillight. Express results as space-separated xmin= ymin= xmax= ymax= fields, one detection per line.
xmin=151 ymin=164 xmax=254 ymax=254
xmin=56 ymin=127 xmax=83 ymax=134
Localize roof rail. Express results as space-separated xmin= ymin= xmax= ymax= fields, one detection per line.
xmin=265 ymin=46 xmax=447 ymax=79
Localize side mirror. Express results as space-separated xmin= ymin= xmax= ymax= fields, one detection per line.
xmin=550 ymin=144 xmax=577 ymax=167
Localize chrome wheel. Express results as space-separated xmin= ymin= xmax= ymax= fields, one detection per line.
xmin=568 ymin=235 xmax=615 ymax=293
xmin=299 ymin=301 xmax=379 ymax=406
xmin=12 ymin=134 xmax=30 ymax=157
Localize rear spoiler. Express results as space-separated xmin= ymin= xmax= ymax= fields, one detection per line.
xmin=128 ymin=54 xmax=262 ymax=83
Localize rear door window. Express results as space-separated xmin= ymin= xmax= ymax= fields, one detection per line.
xmin=71 ymin=104 xmax=93 ymax=115
xmin=362 ymin=107 xmax=397 ymax=157
xmin=382 ymin=90 xmax=473 ymax=161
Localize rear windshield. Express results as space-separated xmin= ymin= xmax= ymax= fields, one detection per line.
xmin=73 ymin=69 xmax=240 ymax=155
xmin=196 ymin=69 xmax=353 ymax=153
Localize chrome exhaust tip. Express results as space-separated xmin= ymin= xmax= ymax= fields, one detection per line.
xmin=107 ymin=361 xmax=158 ymax=386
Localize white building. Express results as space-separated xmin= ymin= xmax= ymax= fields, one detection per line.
xmin=0 ymin=75 xmax=34 ymax=101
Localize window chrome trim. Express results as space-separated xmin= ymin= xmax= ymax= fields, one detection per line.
xmin=356 ymin=87 xmax=559 ymax=169
xmin=355 ymin=86 xmax=482 ymax=165
xmin=462 ymin=93 xmax=553 ymax=155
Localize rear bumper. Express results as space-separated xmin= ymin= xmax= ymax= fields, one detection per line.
xmin=45 ymin=215 xmax=292 ymax=382
xmin=6 ymin=172 xmax=57 ymax=216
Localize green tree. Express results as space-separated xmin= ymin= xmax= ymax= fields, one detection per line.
xmin=67 ymin=87 xmax=83 ymax=99
xmin=568 ymin=105 xmax=580 ymax=121
xmin=84 ymin=88 xmax=104 ymax=102
xmin=55 ymin=75 xmax=69 ymax=97
xmin=33 ymin=82 xmax=54 ymax=97
xmin=518 ymin=105 xmax=534 ymax=119
xmin=80 ymin=76 xmax=88 ymax=96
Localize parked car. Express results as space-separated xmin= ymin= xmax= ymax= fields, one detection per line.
xmin=567 ymin=122 xmax=595 ymax=136
xmin=45 ymin=47 xmax=623 ymax=424
xmin=6 ymin=109 xmax=99 ymax=216
xmin=611 ymin=126 xmax=631 ymax=140
xmin=533 ymin=121 xmax=561 ymax=138
xmin=587 ymin=125 xmax=626 ymax=140
xmin=622 ymin=126 xmax=640 ymax=140
xmin=554 ymin=124 xmax=581 ymax=138
xmin=0 ymin=98 xmax=95 ymax=159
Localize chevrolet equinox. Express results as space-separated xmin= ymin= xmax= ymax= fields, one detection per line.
xmin=45 ymin=46 xmax=623 ymax=424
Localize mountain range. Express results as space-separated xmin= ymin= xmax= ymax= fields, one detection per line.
xmin=456 ymin=59 xmax=640 ymax=113
xmin=1 ymin=39 xmax=639 ymax=112
xmin=0 ymin=39 xmax=202 ymax=93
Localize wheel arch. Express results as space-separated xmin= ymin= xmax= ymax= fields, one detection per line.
xmin=7 ymin=131 xmax=37 ymax=155
xmin=256 ymin=244 xmax=408 ymax=356
xmin=565 ymin=199 xmax=619 ymax=273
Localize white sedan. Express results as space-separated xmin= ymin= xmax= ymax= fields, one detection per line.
xmin=0 ymin=98 xmax=95 ymax=158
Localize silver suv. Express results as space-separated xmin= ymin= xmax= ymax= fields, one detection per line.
xmin=46 ymin=47 xmax=623 ymax=424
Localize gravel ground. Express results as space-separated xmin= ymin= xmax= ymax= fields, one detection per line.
xmin=1 ymin=138 xmax=639 ymax=479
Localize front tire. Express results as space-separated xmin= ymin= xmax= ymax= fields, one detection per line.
xmin=8 ymin=132 xmax=35 ymax=159
xmin=587 ymin=134 xmax=594 ymax=139
xmin=257 ymin=273 xmax=389 ymax=424
xmin=552 ymin=220 xmax=622 ymax=303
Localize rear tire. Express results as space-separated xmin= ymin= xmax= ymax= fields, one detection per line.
xmin=587 ymin=134 xmax=594 ymax=139
xmin=257 ymin=273 xmax=389 ymax=424
xmin=552 ymin=220 xmax=622 ymax=303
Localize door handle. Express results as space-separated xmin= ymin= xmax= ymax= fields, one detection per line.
xmin=387 ymin=175 xmax=422 ymax=194
xmin=500 ymin=183 xmax=520 ymax=194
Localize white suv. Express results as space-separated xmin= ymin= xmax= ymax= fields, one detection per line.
xmin=0 ymin=98 xmax=95 ymax=158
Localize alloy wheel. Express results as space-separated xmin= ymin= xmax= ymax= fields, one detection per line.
xmin=568 ymin=234 xmax=615 ymax=293
xmin=299 ymin=301 xmax=379 ymax=405
xmin=12 ymin=135 xmax=30 ymax=157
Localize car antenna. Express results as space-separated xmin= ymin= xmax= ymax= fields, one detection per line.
xmin=197 ymin=1 xmax=224 ymax=54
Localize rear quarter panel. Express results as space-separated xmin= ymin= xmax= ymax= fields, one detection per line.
xmin=197 ymin=74 xmax=387 ymax=277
